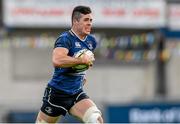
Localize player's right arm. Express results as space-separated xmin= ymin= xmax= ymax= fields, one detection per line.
xmin=52 ymin=47 xmax=92 ymax=68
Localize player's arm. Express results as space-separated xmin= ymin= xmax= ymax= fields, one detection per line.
xmin=83 ymin=75 xmax=87 ymax=86
xmin=52 ymin=47 xmax=92 ymax=68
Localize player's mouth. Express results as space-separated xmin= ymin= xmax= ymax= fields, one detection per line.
xmin=85 ymin=28 xmax=91 ymax=33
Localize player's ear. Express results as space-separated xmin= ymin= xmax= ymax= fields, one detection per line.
xmin=73 ymin=19 xmax=78 ymax=25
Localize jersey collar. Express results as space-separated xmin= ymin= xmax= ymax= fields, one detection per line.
xmin=69 ymin=29 xmax=87 ymax=42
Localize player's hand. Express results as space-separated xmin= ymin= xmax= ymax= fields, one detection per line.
xmin=80 ymin=53 xmax=94 ymax=66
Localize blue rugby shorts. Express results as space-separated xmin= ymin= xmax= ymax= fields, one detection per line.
xmin=40 ymin=86 xmax=89 ymax=117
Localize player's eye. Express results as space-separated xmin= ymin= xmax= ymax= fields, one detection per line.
xmin=84 ymin=18 xmax=89 ymax=21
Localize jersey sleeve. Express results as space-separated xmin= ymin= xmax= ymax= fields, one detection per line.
xmin=54 ymin=36 xmax=72 ymax=50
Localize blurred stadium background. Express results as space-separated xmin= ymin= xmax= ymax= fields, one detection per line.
xmin=0 ymin=0 xmax=180 ymax=123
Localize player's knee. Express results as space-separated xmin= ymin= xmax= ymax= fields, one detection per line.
xmin=36 ymin=117 xmax=48 ymax=124
xmin=87 ymin=113 xmax=103 ymax=123
xmin=82 ymin=106 xmax=103 ymax=123
xmin=36 ymin=111 xmax=59 ymax=124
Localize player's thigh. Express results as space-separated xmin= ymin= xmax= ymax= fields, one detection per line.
xmin=36 ymin=110 xmax=61 ymax=123
xmin=69 ymin=98 xmax=96 ymax=119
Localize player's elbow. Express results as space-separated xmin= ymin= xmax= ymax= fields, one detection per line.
xmin=52 ymin=57 xmax=63 ymax=67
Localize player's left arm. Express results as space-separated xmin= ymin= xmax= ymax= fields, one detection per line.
xmin=83 ymin=75 xmax=87 ymax=86
xmin=89 ymin=35 xmax=97 ymax=65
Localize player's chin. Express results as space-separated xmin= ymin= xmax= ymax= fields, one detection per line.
xmin=84 ymin=29 xmax=91 ymax=34
xmin=85 ymin=31 xmax=90 ymax=35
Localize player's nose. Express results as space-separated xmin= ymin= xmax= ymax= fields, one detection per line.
xmin=87 ymin=20 xmax=92 ymax=26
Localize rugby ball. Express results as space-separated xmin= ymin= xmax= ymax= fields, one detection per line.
xmin=72 ymin=49 xmax=94 ymax=72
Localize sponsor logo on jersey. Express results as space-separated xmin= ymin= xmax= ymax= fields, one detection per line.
xmin=75 ymin=42 xmax=81 ymax=48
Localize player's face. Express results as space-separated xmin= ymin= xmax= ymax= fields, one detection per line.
xmin=77 ymin=13 xmax=93 ymax=35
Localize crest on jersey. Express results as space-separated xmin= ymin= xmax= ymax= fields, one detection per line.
xmin=75 ymin=42 xmax=81 ymax=48
xmin=88 ymin=43 xmax=93 ymax=50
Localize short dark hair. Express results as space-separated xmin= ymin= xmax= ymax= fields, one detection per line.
xmin=71 ymin=6 xmax=92 ymax=24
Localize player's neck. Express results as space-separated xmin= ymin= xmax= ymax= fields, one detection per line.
xmin=71 ymin=28 xmax=86 ymax=41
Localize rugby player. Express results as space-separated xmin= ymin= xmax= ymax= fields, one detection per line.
xmin=36 ymin=5 xmax=103 ymax=123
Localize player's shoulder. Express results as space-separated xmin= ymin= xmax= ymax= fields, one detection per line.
xmin=86 ymin=34 xmax=97 ymax=50
xmin=58 ymin=31 xmax=71 ymax=39
xmin=87 ymin=34 xmax=96 ymax=41
xmin=54 ymin=31 xmax=73 ymax=49
xmin=87 ymin=34 xmax=97 ymax=46
xmin=55 ymin=31 xmax=73 ymax=43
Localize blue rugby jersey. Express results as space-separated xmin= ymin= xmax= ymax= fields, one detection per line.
xmin=48 ymin=30 xmax=97 ymax=95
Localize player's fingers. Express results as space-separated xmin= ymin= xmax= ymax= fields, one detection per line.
xmin=89 ymin=61 xmax=93 ymax=67
xmin=91 ymin=56 xmax=95 ymax=61
xmin=82 ymin=54 xmax=92 ymax=63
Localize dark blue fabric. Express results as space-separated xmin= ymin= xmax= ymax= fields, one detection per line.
xmin=41 ymin=86 xmax=89 ymax=117
xmin=48 ymin=30 xmax=96 ymax=94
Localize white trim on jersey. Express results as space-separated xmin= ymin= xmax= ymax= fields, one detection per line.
xmin=70 ymin=29 xmax=87 ymax=41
